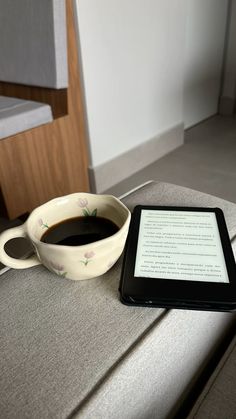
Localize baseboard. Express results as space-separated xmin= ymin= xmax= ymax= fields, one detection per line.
xmin=88 ymin=123 xmax=184 ymax=193
xmin=219 ymin=96 xmax=236 ymax=115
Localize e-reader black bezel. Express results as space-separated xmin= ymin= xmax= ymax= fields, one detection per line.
xmin=120 ymin=205 xmax=236 ymax=311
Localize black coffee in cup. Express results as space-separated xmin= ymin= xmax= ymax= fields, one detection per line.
xmin=41 ymin=216 xmax=119 ymax=246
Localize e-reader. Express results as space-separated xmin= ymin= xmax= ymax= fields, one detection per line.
xmin=119 ymin=206 xmax=236 ymax=311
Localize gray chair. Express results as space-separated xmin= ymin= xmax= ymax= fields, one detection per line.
xmin=0 ymin=0 xmax=68 ymax=139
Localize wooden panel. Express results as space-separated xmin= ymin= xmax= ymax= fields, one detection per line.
xmin=0 ymin=0 xmax=90 ymax=219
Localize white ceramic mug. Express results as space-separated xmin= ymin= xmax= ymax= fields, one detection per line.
xmin=0 ymin=193 xmax=131 ymax=280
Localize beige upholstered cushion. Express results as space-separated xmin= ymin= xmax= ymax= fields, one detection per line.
xmin=188 ymin=335 xmax=236 ymax=419
xmin=0 ymin=182 xmax=236 ymax=418
xmin=0 ymin=0 xmax=68 ymax=88
xmin=0 ymin=96 xmax=53 ymax=140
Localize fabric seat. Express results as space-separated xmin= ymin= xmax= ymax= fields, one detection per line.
xmin=0 ymin=181 xmax=236 ymax=418
xmin=0 ymin=96 xmax=53 ymax=140
xmin=188 ymin=334 xmax=236 ymax=419
xmin=0 ymin=0 xmax=68 ymax=140
xmin=0 ymin=0 xmax=68 ymax=88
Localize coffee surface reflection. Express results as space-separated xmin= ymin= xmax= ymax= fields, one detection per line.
xmin=41 ymin=216 xmax=119 ymax=246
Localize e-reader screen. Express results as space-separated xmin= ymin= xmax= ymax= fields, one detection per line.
xmin=120 ymin=206 xmax=236 ymax=311
xmin=134 ymin=209 xmax=229 ymax=283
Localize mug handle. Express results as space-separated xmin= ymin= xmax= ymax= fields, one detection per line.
xmin=0 ymin=224 xmax=41 ymax=269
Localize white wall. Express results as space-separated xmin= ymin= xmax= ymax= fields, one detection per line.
xmin=75 ymin=0 xmax=186 ymax=167
xmin=221 ymin=0 xmax=236 ymax=100
xmin=184 ymin=0 xmax=229 ymax=128
xmin=75 ymin=0 xmax=230 ymax=174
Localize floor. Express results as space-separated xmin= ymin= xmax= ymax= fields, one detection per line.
xmin=105 ymin=115 xmax=236 ymax=204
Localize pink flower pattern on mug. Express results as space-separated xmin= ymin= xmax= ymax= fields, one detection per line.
xmin=80 ymin=250 xmax=95 ymax=266
xmin=77 ymin=197 xmax=97 ymax=217
xmin=38 ymin=218 xmax=49 ymax=229
xmin=50 ymin=260 xmax=67 ymax=278
xmin=78 ymin=198 xmax=88 ymax=208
